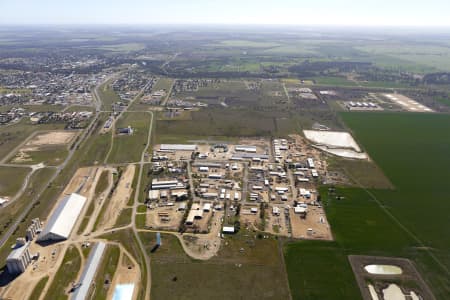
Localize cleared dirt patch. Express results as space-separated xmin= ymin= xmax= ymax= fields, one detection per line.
xmin=26 ymin=131 xmax=77 ymax=147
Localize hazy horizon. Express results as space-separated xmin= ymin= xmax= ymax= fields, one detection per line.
xmin=1 ymin=0 xmax=450 ymax=27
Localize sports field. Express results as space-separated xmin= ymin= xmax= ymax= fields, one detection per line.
xmin=285 ymin=112 xmax=450 ymax=299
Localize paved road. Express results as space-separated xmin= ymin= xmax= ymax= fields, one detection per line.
xmin=130 ymin=110 xmax=154 ymax=300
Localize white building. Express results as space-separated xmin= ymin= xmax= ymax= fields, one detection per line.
xmin=148 ymin=190 xmax=160 ymax=201
xmin=235 ymin=145 xmax=257 ymax=153
xmin=307 ymin=158 xmax=315 ymax=169
xmin=208 ymin=173 xmax=222 ymax=179
xmin=37 ymin=193 xmax=87 ymax=242
xmin=160 ymin=144 xmax=197 ymax=151
xmin=203 ymin=203 xmax=211 ymax=212
xmin=222 ymin=226 xmax=235 ymax=234
xmin=151 ymin=179 xmax=181 ymax=190
xmin=6 ymin=240 xmax=32 ymax=275
xmin=72 ymin=242 xmax=106 ymax=300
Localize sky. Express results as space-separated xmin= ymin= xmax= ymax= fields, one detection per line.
xmin=1 ymin=0 xmax=450 ymax=27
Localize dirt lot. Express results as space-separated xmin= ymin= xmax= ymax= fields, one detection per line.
xmin=289 ymin=206 xmax=332 ymax=240
xmin=1 ymin=242 xmax=68 ymax=300
xmin=98 ymin=164 xmax=135 ymax=230
xmin=180 ymin=210 xmax=224 ymax=260
xmin=146 ymin=206 xmax=184 ymax=231
xmin=26 ymin=131 xmax=77 ymax=147
xmin=265 ymin=206 xmax=289 ymax=236
xmin=240 ymin=207 xmax=261 ymax=231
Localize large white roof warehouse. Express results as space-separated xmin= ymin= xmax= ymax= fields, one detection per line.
xmin=37 ymin=193 xmax=87 ymax=242
xmin=159 ymin=144 xmax=197 ymax=151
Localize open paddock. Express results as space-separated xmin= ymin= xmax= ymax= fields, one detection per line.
xmin=8 ymin=130 xmax=76 ymax=166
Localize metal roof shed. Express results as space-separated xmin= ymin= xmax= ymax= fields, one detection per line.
xmin=38 ymin=193 xmax=87 ymax=242
xmin=71 ymin=242 xmax=106 ymax=300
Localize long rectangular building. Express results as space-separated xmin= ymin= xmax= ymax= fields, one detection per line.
xmin=37 ymin=193 xmax=87 ymax=242
xmin=71 ymin=242 xmax=107 ymax=300
xmin=160 ymin=144 xmax=197 ymax=151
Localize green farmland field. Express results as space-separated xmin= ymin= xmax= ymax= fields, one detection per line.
xmin=285 ymin=112 xmax=450 ymax=299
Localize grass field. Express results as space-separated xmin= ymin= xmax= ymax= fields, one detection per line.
xmin=327 ymin=157 xmax=393 ymax=189
xmin=0 ymin=119 xmax=65 ymax=160
xmin=98 ymin=82 xmax=121 ymax=110
xmin=29 ymin=276 xmax=49 ymax=299
xmin=356 ymin=44 xmax=450 ymax=72
xmin=152 ymin=78 xmax=174 ymax=92
xmin=141 ymin=231 xmax=290 ymax=300
xmin=44 ymin=245 xmax=82 ymax=300
xmin=107 ymin=112 xmax=151 ymax=163
xmin=0 ymin=166 xmax=30 ymax=197
xmin=173 ymin=79 xmax=288 ymax=109
xmin=114 ymin=208 xmax=132 ymax=227
xmin=9 ymin=147 xmax=68 ymax=166
xmin=313 ymin=76 xmax=358 ymax=86
xmin=214 ymin=40 xmax=281 ymax=48
xmin=79 ymin=113 xmax=113 ymax=166
xmin=95 ymin=170 xmax=109 ymax=196
xmin=155 ymin=108 xmax=299 ymax=142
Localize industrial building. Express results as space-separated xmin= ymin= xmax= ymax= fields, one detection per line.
xmin=235 ymin=145 xmax=257 ymax=153
xmin=71 ymin=242 xmax=106 ymax=300
xmin=26 ymin=218 xmax=42 ymax=241
xmin=222 ymin=226 xmax=235 ymax=234
xmin=159 ymin=144 xmax=197 ymax=151
xmin=185 ymin=204 xmax=203 ymax=225
xmin=151 ymin=179 xmax=184 ymax=190
xmin=6 ymin=239 xmax=32 ymax=275
xmin=37 ymin=193 xmax=87 ymax=242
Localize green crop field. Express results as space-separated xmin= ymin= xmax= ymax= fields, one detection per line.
xmin=285 ymin=241 xmax=361 ymax=300
xmin=286 ymin=112 xmax=450 ymax=300
xmin=141 ymin=231 xmax=290 ymax=300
